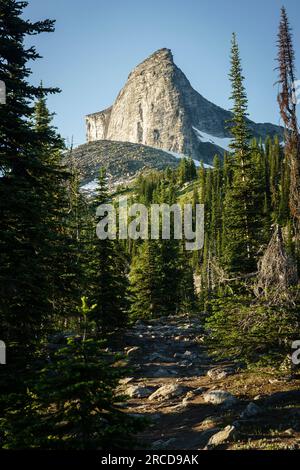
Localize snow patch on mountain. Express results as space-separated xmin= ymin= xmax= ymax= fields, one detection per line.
xmin=192 ymin=127 xmax=232 ymax=152
xmin=164 ymin=150 xmax=213 ymax=168
xmin=81 ymin=179 xmax=98 ymax=193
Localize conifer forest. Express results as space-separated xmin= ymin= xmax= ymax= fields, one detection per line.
xmin=1 ymin=0 xmax=300 ymax=460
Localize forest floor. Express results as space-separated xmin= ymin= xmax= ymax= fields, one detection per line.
xmin=114 ymin=314 xmax=300 ymax=450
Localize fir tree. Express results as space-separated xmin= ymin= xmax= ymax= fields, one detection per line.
xmin=222 ymin=33 xmax=263 ymax=274
xmin=89 ymin=168 xmax=128 ymax=331
xmin=0 ymin=0 xmax=67 ymax=358
xmin=129 ymin=240 xmax=163 ymax=320
xmin=0 ymin=334 xmax=143 ymax=449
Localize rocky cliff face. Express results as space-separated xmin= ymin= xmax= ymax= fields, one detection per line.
xmin=86 ymin=48 xmax=282 ymax=164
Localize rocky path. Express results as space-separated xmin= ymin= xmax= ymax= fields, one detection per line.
xmin=116 ymin=315 xmax=242 ymax=449
xmin=115 ymin=314 xmax=300 ymax=450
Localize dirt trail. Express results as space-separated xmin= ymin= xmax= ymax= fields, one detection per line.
xmin=116 ymin=314 xmax=238 ymax=449
xmin=115 ymin=314 xmax=300 ymax=450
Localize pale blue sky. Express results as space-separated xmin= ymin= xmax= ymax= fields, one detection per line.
xmin=24 ymin=0 xmax=300 ymax=146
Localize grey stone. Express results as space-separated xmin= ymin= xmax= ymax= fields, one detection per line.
xmin=119 ymin=377 xmax=134 ymax=385
xmin=207 ymin=367 xmax=235 ymax=381
xmin=205 ymin=425 xmax=237 ymax=448
xmin=148 ymin=383 xmax=186 ymax=401
xmin=203 ymin=390 xmax=238 ymax=407
xmin=126 ymin=385 xmax=157 ymax=398
xmin=148 ymin=352 xmax=173 ymax=363
xmin=240 ymin=402 xmax=262 ymax=419
xmin=197 ymin=427 xmax=221 ymax=448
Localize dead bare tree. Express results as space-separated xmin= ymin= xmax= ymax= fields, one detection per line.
xmin=255 ymin=225 xmax=298 ymax=305
xmin=277 ymin=6 xmax=300 ymax=226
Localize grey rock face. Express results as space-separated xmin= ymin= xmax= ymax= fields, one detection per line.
xmin=86 ymin=48 xmax=283 ymax=164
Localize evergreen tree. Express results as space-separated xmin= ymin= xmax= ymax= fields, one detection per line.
xmin=89 ymin=168 xmax=128 ymax=331
xmin=0 ymin=332 xmax=143 ymax=449
xmin=222 ymin=33 xmax=263 ymax=274
xmin=32 ymin=93 xmax=84 ymax=325
xmin=129 ymin=240 xmax=164 ymax=320
xmin=0 ymin=0 xmax=67 ymax=356
xmin=178 ymin=245 xmax=197 ymax=313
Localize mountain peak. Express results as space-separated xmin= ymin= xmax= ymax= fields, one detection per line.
xmin=128 ymin=48 xmax=174 ymax=80
xmin=86 ymin=50 xmax=283 ymax=163
xmin=146 ymin=48 xmax=173 ymax=62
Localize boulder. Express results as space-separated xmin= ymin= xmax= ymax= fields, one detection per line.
xmin=240 ymin=402 xmax=262 ymax=419
xmin=207 ymin=367 xmax=235 ymax=381
xmin=205 ymin=425 xmax=237 ymax=449
xmin=126 ymin=385 xmax=157 ymax=398
xmin=203 ymin=390 xmax=238 ymax=407
xmin=148 ymin=383 xmax=186 ymax=401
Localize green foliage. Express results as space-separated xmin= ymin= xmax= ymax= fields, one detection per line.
xmin=88 ymin=168 xmax=129 ymax=331
xmin=0 ymin=337 xmax=144 ymax=449
xmin=222 ymin=34 xmax=265 ymax=274
xmin=206 ymin=292 xmax=300 ymax=364
xmin=178 ymin=157 xmax=197 ymax=184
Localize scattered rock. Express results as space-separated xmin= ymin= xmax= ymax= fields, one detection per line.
xmin=148 ymin=383 xmax=186 ymax=401
xmin=126 ymin=385 xmax=157 ymax=398
xmin=183 ymin=350 xmax=194 ymax=358
xmin=197 ymin=427 xmax=221 ymax=448
xmin=201 ymin=416 xmax=223 ymax=428
xmin=147 ymin=352 xmax=173 ymax=363
xmin=119 ymin=377 xmax=134 ymax=385
xmin=151 ymin=367 xmax=178 ymax=377
xmin=126 ymin=346 xmax=140 ymax=357
xmin=178 ymin=360 xmax=193 ymax=368
xmin=284 ymin=428 xmax=294 ymax=436
xmin=182 ymin=390 xmax=195 ymax=402
xmin=203 ymin=390 xmax=238 ymax=407
xmin=152 ymin=438 xmax=177 ymax=450
xmin=205 ymin=425 xmax=237 ymax=449
xmin=207 ymin=367 xmax=235 ymax=381
xmin=240 ymin=402 xmax=262 ymax=419
xmin=269 ymin=378 xmax=280 ymax=384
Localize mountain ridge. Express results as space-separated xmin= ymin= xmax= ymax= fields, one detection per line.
xmin=85 ymin=48 xmax=283 ymax=163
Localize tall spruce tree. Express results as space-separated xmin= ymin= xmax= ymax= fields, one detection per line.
xmin=89 ymin=168 xmax=128 ymax=331
xmin=0 ymin=0 xmax=66 ymax=352
xmin=32 ymin=92 xmax=83 ymax=325
xmin=129 ymin=240 xmax=164 ymax=320
xmin=222 ymin=33 xmax=263 ymax=274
